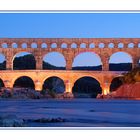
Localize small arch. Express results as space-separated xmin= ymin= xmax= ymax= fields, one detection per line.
xmin=72 ymin=76 xmax=102 ymax=98
xmin=80 ymin=43 xmax=86 ymax=48
xmin=21 ymin=43 xmax=27 ymax=48
xmin=43 ymin=52 xmax=66 ymax=70
xmin=51 ymin=43 xmax=57 ymax=48
xmin=89 ymin=43 xmax=95 ymax=48
xmin=13 ymin=52 xmax=36 ymax=70
xmin=61 ymin=43 xmax=67 ymax=48
xmin=110 ymin=77 xmax=123 ymax=92
xmin=109 ymin=52 xmax=133 ymax=71
xmin=128 ymin=43 xmax=134 ymax=48
xmin=71 ymin=43 xmax=77 ymax=48
xmin=2 ymin=43 xmax=8 ymax=48
xmin=118 ymin=43 xmax=124 ymax=48
xmin=99 ymin=43 xmax=105 ymax=48
xmin=72 ymin=52 xmax=102 ymax=70
xmin=138 ymin=43 xmax=140 ymax=48
xmin=42 ymin=76 xmax=65 ymax=95
xmin=12 ymin=43 xmax=18 ymax=48
xmin=41 ymin=43 xmax=47 ymax=48
xmin=13 ymin=76 xmax=35 ymax=89
xmin=108 ymin=43 xmax=114 ymax=48
xmin=31 ymin=42 xmax=37 ymax=48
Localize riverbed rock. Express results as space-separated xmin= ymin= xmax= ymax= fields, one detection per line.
xmin=0 ymin=114 xmax=24 ymax=127
xmin=97 ymin=82 xmax=140 ymax=99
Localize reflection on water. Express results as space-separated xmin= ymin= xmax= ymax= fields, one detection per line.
xmin=0 ymin=98 xmax=140 ymax=127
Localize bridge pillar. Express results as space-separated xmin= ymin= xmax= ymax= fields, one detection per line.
xmin=6 ymin=56 xmax=13 ymax=70
xmin=64 ymin=80 xmax=73 ymax=93
xmin=132 ymin=57 xmax=139 ymax=69
xmin=101 ymin=56 xmax=109 ymax=71
xmin=101 ymin=82 xmax=111 ymax=95
xmin=4 ymin=80 xmax=13 ymax=88
xmin=66 ymin=60 xmax=72 ymax=70
xmin=35 ymin=56 xmax=42 ymax=70
xmin=34 ymin=80 xmax=42 ymax=91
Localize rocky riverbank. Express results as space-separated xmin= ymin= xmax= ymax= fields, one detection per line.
xmin=97 ymin=67 xmax=140 ymax=99
xmin=97 ymin=82 xmax=140 ymax=99
xmin=0 ymin=87 xmax=74 ymax=99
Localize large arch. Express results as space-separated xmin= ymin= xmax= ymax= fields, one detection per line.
xmin=72 ymin=52 xmax=102 ymax=70
xmin=42 ymin=76 xmax=65 ymax=97
xmin=13 ymin=76 xmax=35 ymax=89
xmin=72 ymin=76 xmax=102 ymax=98
xmin=0 ymin=53 xmax=6 ymax=70
xmin=109 ymin=52 xmax=133 ymax=71
xmin=110 ymin=76 xmax=124 ymax=92
xmin=13 ymin=52 xmax=36 ymax=70
xmin=43 ymin=52 xmax=66 ymax=70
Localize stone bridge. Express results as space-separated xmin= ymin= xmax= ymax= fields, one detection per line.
xmin=0 ymin=38 xmax=139 ymax=95
xmin=0 ymin=70 xmax=123 ymax=95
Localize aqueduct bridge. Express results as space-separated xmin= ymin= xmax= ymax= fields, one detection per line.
xmin=0 ymin=38 xmax=140 ymax=95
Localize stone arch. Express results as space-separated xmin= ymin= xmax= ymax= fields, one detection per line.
xmin=72 ymin=76 xmax=102 ymax=98
xmin=0 ymin=78 xmax=5 ymax=88
xmin=72 ymin=52 xmax=102 ymax=70
xmin=42 ymin=52 xmax=66 ymax=70
xmin=110 ymin=76 xmax=124 ymax=92
xmin=31 ymin=42 xmax=38 ymax=48
xmin=13 ymin=76 xmax=35 ymax=89
xmin=51 ymin=43 xmax=57 ymax=48
xmin=1 ymin=43 xmax=8 ymax=48
xmin=12 ymin=51 xmax=36 ymax=70
xmin=109 ymin=51 xmax=133 ymax=71
xmin=61 ymin=43 xmax=67 ymax=48
xmin=21 ymin=43 xmax=27 ymax=48
xmin=42 ymin=76 xmax=65 ymax=94
xmin=0 ymin=53 xmax=6 ymax=70
xmin=12 ymin=42 xmax=18 ymax=48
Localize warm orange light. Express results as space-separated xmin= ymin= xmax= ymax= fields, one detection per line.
xmin=103 ymin=88 xmax=109 ymax=95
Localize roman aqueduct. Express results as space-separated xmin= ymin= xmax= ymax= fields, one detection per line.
xmin=0 ymin=38 xmax=139 ymax=95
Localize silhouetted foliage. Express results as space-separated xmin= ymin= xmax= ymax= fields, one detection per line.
xmin=109 ymin=63 xmax=132 ymax=71
xmin=72 ymin=65 xmax=102 ymax=71
xmin=0 ymin=61 xmax=6 ymax=70
xmin=43 ymin=61 xmax=65 ymax=70
xmin=13 ymin=54 xmax=36 ymax=70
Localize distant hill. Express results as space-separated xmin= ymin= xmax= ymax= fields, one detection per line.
xmin=109 ymin=63 xmax=132 ymax=71
xmin=72 ymin=65 xmax=102 ymax=71
xmin=43 ymin=61 xmax=65 ymax=70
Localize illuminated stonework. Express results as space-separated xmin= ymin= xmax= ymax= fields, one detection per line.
xmin=0 ymin=38 xmax=139 ymax=95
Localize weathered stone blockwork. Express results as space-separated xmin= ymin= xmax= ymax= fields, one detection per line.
xmin=0 ymin=38 xmax=139 ymax=95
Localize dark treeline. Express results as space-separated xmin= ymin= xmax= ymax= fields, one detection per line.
xmin=0 ymin=54 xmax=134 ymax=71
xmin=72 ymin=65 xmax=102 ymax=71
xmin=109 ymin=63 xmax=132 ymax=71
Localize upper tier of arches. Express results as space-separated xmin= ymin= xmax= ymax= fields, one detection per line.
xmin=1 ymin=38 xmax=140 ymax=49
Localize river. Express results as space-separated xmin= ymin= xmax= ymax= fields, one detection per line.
xmin=0 ymin=98 xmax=140 ymax=127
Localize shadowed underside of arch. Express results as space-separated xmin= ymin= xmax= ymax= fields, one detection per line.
xmin=13 ymin=76 xmax=35 ymax=89
xmin=72 ymin=76 xmax=102 ymax=98
xmin=42 ymin=76 xmax=65 ymax=94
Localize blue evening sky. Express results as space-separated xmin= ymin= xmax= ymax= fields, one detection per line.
xmin=0 ymin=13 xmax=138 ymax=66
